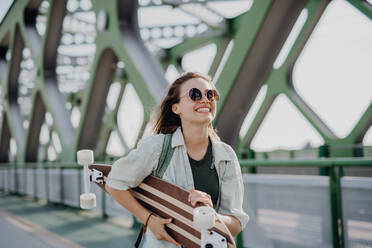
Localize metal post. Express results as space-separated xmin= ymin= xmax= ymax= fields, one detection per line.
xmin=353 ymin=145 xmax=363 ymax=157
xmin=23 ymin=167 xmax=27 ymax=195
xmin=33 ymin=165 xmax=37 ymax=200
xmin=329 ymin=166 xmax=345 ymax=248
xmin=317 ymin=148 xmax=337 ymax=248
xmin=0 ymin=168 xmax=2 ymax=190
xmin=77 ymin=167 xmax=82 ymax=209
xmin=336 ymin=167 xmax=345 ymax=248
xmin=60 ymin=167 xmax=64 ymax=205
xmin=247 ymin=149 xmax=256 ymax=174
xmin=319 ymin=144 xmax=329 ymax=175
xmin=8 ymin=166 xmax=10 ymax=191
xmin=45 ymin=166 xmax=49 ymax=203
xmin=102 ymin=188 xmax=107 ymax=218
xmin=14 ymin=163 xmax=18 ymax=194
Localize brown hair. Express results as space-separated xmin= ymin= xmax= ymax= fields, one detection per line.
xmin=153 ymin=72 xmax=220 ymax=141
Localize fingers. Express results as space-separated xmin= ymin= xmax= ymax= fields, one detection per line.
xmin=148 ymin=216 xmax=180 ymax=247
xmin=163 ymin=231 xmax=180 ymax=247
xmin=158 ymin=217 xmax=172 ymax=225
xmin=188 ymin=189 xmax=213 ymax=208
xmin=190 ymin=197 xmax=213 ymax=208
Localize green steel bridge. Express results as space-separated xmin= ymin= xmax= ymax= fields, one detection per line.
xmin=0 ymin=0 xmax=371 ymax=248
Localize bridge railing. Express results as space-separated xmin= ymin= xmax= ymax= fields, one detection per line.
xmin=240 ymin=158 xmax=372 ymax=248
xmin=0 ymin=163 xmax=133 ymax=219
xmin=1 ymin=158 xmax=372 ymax=248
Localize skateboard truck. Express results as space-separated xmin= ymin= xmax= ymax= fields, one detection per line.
xmin=90 ymin=169 xmax=104 ymax=184
xmin=193 ymin=206 xmax=227 ymax=248
xmin=77 ymin=149 xmax=96 ymax=209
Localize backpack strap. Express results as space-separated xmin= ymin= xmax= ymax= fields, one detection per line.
xmin=135 ymin=133 xmax=174 ymax=248
xmin=154 ymin=133 xmax=174 ymax=178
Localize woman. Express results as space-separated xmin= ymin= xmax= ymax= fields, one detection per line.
xmin=106 ymin=72 xmax=249 ymax=247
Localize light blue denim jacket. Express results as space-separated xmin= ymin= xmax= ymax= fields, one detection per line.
xmin=107 ymin=127 xmax=249 ymax=248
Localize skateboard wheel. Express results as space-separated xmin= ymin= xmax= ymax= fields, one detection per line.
xmin=80 ymin=193 xmax=96 ymax=209
xmin=193 ymin=206 xmax=215 ymax=230
xmin=77 ymin=150 xmax=94 ymax=165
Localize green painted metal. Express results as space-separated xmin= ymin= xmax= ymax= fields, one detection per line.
xmin=241 ymin=158 xmax=372 ymax=248
xmin=240 ymin=0 xmax=332 ymax=149
xmin=77 ymin=167 xmax=82 ymax=209
xmin=33 ymin=166 xmax=37 ymax=199
xmin=2 ymin=157 xmax=372 ymax=247
xmin=0 ymin=0 xmax=163 ymax=163
xmin=0 ymin=0 xmax=370 ymax=162
xmin=207 ymin=37 xmax=231 ymax=77
xmin=346 ymin=0 xmax=372 ymax=19
xmin=60 ymin=167 xmax=64 ymax=203
xmin=336 ymin=167 xmax=345 ymax=248
xmin=329 ymin=168 xmax=340 ymax=247
xmin=216 ymin=0 xmax=310 ymax=145
xmin=239 ymin=0 xmax=372 ymax=158
xmin=344 ymin=102 xmax=372 ymax=145
xmin=45 ymin=166 xmax=49 ymax=202
xmin=164 ymin=35 xmax=233 ymax=81
xmin=215 ymin=0 xmax=273 ymax=115
xmin=319 ymin=144 xmax=330 ymax=175
xmin=240 ymin=157 xmax=372 ymax=168
xmin=167 ymin=36 xmax=224 ymax=60
xmin=0 ymin=1 xmax=371 ymax=246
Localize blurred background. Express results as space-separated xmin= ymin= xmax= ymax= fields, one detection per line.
xmin=0 ymin=0 xmax=371 ymax=248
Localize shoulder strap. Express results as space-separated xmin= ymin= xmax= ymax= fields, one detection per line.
xmin=135 ymin=134 xmax=174 ymax=248
xmin=154 ymin=133 xmax=174 ymax=178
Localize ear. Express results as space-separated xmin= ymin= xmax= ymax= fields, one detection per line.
xmin=172 ymin=104 xmax=180 ymax=114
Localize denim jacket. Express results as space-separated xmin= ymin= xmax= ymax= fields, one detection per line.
xmin=107 ymin=127 xmax=249 ymax=248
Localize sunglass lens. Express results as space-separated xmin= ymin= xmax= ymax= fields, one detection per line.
xmin=190 ymin=88 xmax=202 ymax=101
xmin=213 ymin=90 xmax=219 ymax=101
xmin=206 ymin=90 xmax=213 ymax=100
xmin=207 ymin=90 xmax=219 ymax=101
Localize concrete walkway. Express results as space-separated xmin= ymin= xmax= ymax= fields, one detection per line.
xmin=0 ymin=192 xmax=141 ymax=248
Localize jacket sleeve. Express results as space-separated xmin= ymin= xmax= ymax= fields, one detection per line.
xmin=106 ymin=134 xmax=164 ymax=191
xmin=218 ymin=146 xmax=250 ymax=230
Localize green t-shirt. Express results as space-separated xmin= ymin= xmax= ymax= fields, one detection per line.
xmin=188 ymin=140 xmax=220 ymax=207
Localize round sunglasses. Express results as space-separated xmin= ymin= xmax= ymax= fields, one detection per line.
xmin=180 ymin=88 xmax=220 ymax=102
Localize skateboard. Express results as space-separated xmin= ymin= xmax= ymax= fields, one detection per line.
xmin=77 ymin=150 xmax=235 ymax=248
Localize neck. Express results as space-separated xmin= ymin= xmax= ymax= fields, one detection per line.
xmin=181 ymin=122 xmax=209 ymax=151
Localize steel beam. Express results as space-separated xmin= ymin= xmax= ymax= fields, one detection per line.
xmin=215 ymin=0 xmax=308 ymax=147
xmin=25 ymin=92 xmax=45 ymax=162
xmin=0 ymin=115 xmax=11 ymax=162
xmin=346 ymin=0 xmax=372 ymax=19
xmin=7 ymin=25 xmax=26 ymax=158
xmin=77 ymin=48 xmax=118 ymax=150
xmin=117 ymin=0 xmax=168 ymax=103
xmin=41 ymin=0 xmax=75 ymax=156
xmin=241 ymin=0 xmax=332 ymax=149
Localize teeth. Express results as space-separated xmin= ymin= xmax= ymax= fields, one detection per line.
xmin=196 ymin=108 xmax=210 ymax=113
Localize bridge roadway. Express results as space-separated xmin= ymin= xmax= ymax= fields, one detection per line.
xmin=0 ymin=192 xmax=141 ymax=248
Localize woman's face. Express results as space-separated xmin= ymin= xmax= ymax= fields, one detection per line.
xmin=172 ymin=77 xmax=217 ymax=126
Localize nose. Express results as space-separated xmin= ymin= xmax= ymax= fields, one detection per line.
xmin=197 ymin=95 xmax=210 ymax=104
xmin=200 ymin=91 xmax=214 ymax=102
xmin=201 ymin=93 xmax=209 ymax=101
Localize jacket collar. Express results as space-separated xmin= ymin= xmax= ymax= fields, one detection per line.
xmin=171 ymin=127 xmax=185 ymax=148
xmin=171 ymin=127 xmax=231 ymax=163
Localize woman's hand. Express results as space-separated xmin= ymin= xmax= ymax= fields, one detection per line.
xmin=188 ymin=189 xmax=213 ymax=208
xmin=147 ymin=214 xmax=180 ymax=247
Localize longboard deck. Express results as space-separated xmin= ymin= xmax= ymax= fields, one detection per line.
xmin=89 ymin=164 xmax=235 ymax=248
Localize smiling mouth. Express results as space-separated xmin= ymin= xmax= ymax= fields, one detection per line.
xmin=196 ymin=107 xmax=210 ymax=113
